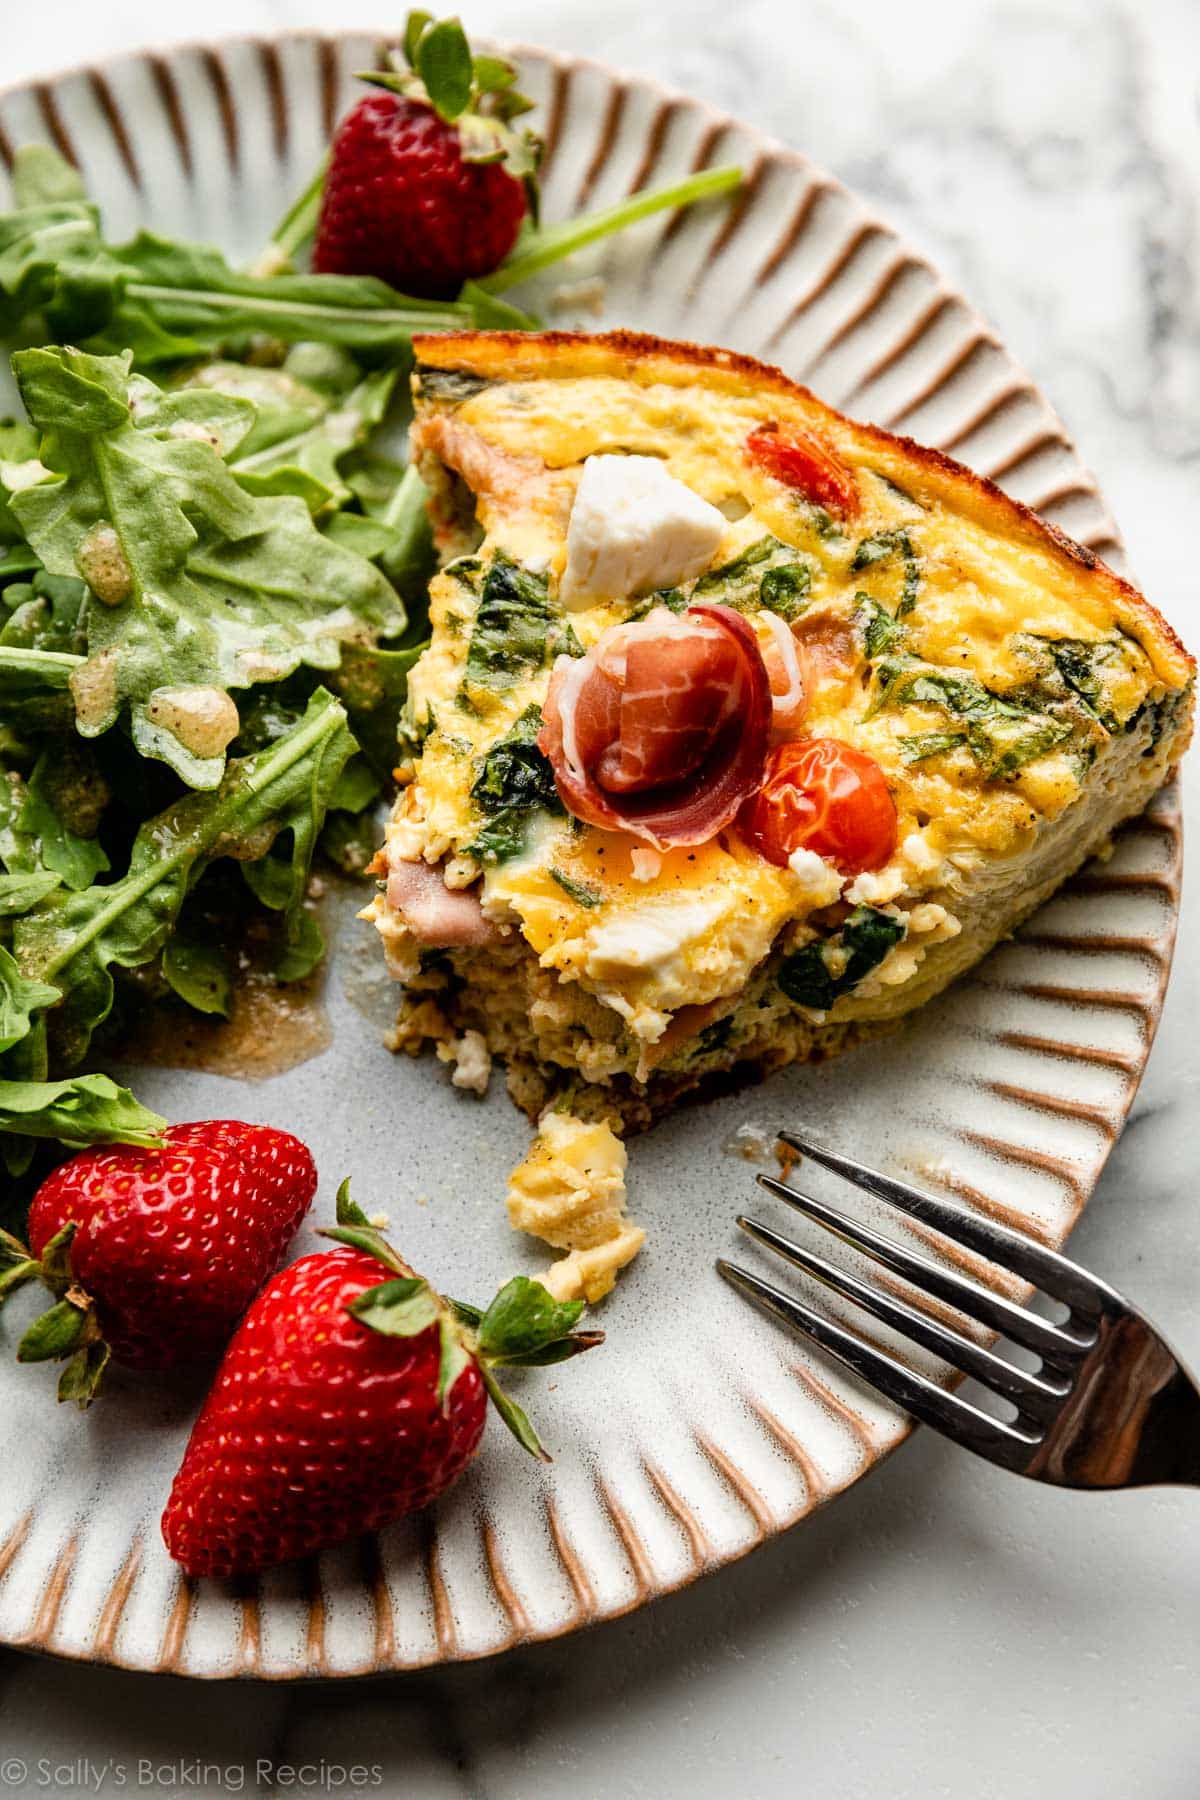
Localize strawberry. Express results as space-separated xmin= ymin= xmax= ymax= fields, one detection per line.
xmin=161 ymin=1181 xmax=601 ymax=1578
xmin=0 ymin=1120 xmax=316 ymax=1404
xmin=313 ymin=13 xmax=541 ymax=298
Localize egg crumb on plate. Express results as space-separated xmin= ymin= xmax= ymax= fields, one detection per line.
xmin=506 ymin=1112 xmax=644 ymax=1302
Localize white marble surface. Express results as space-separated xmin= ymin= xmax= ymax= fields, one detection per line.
xmin=2 ymin=0 xmax=1199 ymax=1794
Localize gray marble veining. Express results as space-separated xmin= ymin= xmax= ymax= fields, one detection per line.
xmin=1 ymin=0 xmax=1198 ymax=1794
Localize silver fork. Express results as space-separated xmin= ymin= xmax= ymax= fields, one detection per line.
xmin=718 ymin=1130 xmax=1200 ymax=1489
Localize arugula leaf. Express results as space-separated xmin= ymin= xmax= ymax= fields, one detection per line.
xmin=17 ymin=748 xmax=110 ymax=890
xmin=758 ymin=563 xmax=811 ymax=621
xmin=12 ymin=687 xmax=355 ymax=1065
xmin=0 ymin=546 xmax=42 ymax=582
xmin=328 ymin=638 xmax=426 ymax=779
xmin=0 ymin=1073 xmax=165 ymax=1150
xmin=854 ymin=592 xmax=906 ymax=661
xmin=18 ymin=226 xmax=477 ymax=364
xmin=365 ymin=464 xmax=437 ymax=604
xmin=851 ymin=528 xmax=920 ymax=618
xmin=0 ymin=871 xmax=61 ymax=915
xmin=462 ymin=554 xmax=581 ymax=695
xmin=778 ymin=907 xmax=907 ymax=1012
xmin=0 ymin=946 xmax=59 ymax=1053
xmin=216 ymin=363 xmax=398 ymax=515
xmin=1 ymin=568 xmax=87 ymax=656
xmin=161 ymin=932 xmax=232 ymax=1017
xmin=0 ymin=642 xmax=82 ymax=735
xmin=11 ymin=346 xmax=404 ymax=787
xmin=319 ymin=807 xmax=381 ymax=876
xmin=268 ymin=906 xmax=325 ymax=982
xmin=12 ymin=144 xmax=89 ymax=209
xmin=0 ymin=416 xmax=47 ymax=542
xmin=849 ymin=594 xmax=906 ymax=666
xmin=0 ymin=770 xmax=35 ymax=873
xmin=693 ymin=535 xmax=811 ymax=620
xmin=0 ymin=151 xmax=102 ymax=337
xmin=466 ymin=812 xmax=531 ymax=864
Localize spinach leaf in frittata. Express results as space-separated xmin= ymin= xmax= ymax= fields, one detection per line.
xmin=778 ymin=906 xmax=908 ymax=1012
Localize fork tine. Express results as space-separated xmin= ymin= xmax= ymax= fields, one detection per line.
xmin=737 ymin=1216 xmax=1066 ymax=1415
xmin=717 ymin=1260 xmax=1040 ymax=1467
xmin=778 ymin=1131 xmax=1108 ymax=1318
xmin=756 ymin=1173 xmax=1086 ymax=1360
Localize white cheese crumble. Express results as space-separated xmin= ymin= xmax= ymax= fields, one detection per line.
xmin=899 ymin=830 xmax=942 ymax=877
xmin=560 ymin=454 xmax=725 ymax=608
xmin=583 ymin=897 xmax=726 ymax=989
xmin=844 ymin=864 xmax=907 ymax=906
xmin=629 ymin=848 xmax=663 ymax=883
xmin=435 ymin=1028 xmax=492 ymax=1094
xmin=786 ymin=847 xmax=845 ymax=910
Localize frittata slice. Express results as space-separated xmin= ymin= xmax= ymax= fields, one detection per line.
xmin=368 ymin=330 xmax=1193 ymax=1132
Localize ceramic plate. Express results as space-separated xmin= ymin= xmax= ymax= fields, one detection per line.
xmin=0 ymin=34 xmax=1181 ymax=1678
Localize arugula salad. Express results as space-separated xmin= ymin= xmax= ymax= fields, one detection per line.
xmin=0 ymin=59 xmax=741 ymax=1182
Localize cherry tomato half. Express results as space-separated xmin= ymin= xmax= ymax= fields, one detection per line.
xmin=739 ymin=738 xmax=897 ymax=875
xmin=745 ymin=423 xmax=860 ymax=518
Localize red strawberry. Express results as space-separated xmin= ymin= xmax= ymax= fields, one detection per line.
xmin=161 ymin=1183 xmax=601 ymax=1577
xmin=314 ymin=14 xmax=541 ymax=298
xmin=0 ymin=1120 xmax=316 ymax=1404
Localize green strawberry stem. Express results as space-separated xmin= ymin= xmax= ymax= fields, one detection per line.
xmin=253 ymin=153 xmax=331 ymax=274
xmin=320 ymin=1179 xmax=603 ymax=1460
xmin=477 ymin=163 xmax=743 ymax=294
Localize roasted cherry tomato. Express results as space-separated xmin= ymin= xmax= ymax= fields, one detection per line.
xmin=739 ymin=738 xmax=897 ymax=875
xmin=745 ymin=422 xmax=860 ymax=517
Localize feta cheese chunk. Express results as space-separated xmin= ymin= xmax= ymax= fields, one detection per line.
xmin=786 ymin=846 xmax=845 ymax=910
xmin=584 ymin=897 xmax=726 ymax=995
xmin=560 ymin=454 xmax=725 ymax=608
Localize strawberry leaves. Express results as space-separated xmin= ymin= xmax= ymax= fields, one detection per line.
xmin=472 ymin=1277 xmax=598 ymax=1367
xmin=1 ymin=1218 xmax=111 ymax=1408
xmin=363 ymin=12 xmax=543 ymax=197
xmin=411 ymin=18 xmax=474 ymax=124
xmin=325 ymin=1179 xmax=603 ymax=1458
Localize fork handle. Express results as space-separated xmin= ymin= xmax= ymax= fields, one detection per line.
xmin=1041 ymin=1322 xmax=1200 ymax=1490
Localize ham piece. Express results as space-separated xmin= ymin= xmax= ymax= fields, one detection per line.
xmin=539 ymin=603 xmax=771 ymax=850
xmin=387 ymin=857 xmax=500 ymax=948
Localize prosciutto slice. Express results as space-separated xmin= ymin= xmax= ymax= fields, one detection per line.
xmin=387 ymin=858 xmax=500 ymax=948
xmin=539 ymin=603 xmax=771 ymax=850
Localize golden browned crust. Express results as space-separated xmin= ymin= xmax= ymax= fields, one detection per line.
xmin=411 ymin=329 xmax=1194 ymax=688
